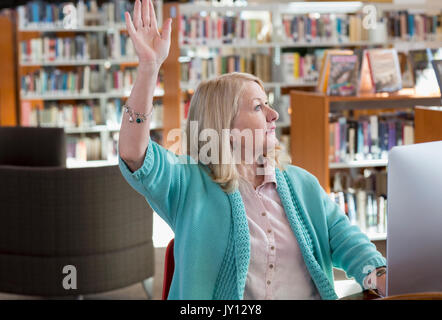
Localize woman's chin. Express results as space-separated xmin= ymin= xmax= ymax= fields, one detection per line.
xmin=263 ymin=140 xmax=278 ymax=155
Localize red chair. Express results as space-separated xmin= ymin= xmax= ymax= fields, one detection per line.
xmin=162 ymin=238 xmax=175 ymax=300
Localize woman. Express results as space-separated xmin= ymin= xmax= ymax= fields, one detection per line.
xmin=118 ymin=0 xmax=386 ymax=300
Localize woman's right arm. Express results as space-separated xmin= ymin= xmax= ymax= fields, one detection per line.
xmin=118 ymin=0 xmax=188 ymax=228
xmin=118 ymin=0 xmax=171 ymax=170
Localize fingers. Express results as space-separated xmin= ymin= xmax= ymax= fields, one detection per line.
xmin=149 ymin=0 xmax=158 ymax=32
xmin=142 ymin=0 xmax=150 ymax=28
xmin=125 ymin=11 xmax=136 ymax=37
xmin=133 ymin=0 xmax=142 ymax=30
xmin=161 ymin=18 xmax=172 ymax=41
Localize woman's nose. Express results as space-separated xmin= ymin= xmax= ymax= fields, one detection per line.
xmin=266 ymin=105 xmax=279 ymax=123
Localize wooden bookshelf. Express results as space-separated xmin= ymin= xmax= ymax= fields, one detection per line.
xmin=289 ymin=89 xmax=442 ymax=193
xmin=415 ymin=106 xmax=442 ymax=143
xmin=161 ymin=1 xmax=442 ymax=156
xmin=0 ymin=13 xmax=18 ymax=126
xmin=9 ymin=1 xmax=166 ymax=164
xmin=162 ymin=2 xmax=182 ymax=149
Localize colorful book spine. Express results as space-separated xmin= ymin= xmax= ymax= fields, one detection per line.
xmin=329 ymin=111 xmax=415 ymax=163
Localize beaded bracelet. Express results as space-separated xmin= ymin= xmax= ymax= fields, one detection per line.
xmin=123 ymin=104 xmax=153 ymax=123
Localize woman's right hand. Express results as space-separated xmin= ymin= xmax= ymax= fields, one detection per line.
xmin=125 ymin=0 xmax=172 ymax=67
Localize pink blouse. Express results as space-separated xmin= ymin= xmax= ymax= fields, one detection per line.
xmin=238 ymin=165 xmax=321 ymax=300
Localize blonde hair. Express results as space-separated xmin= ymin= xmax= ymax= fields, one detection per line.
xmin=185 ymin=72 xmax=290 ymax=193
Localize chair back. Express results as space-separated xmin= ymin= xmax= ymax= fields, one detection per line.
xmin=0 ymin=164 xmax=154 ymax=296
xmin=162 ymin=238 xmax=175 ymax=300
xmin=0 ymin=126 xmax=66 ymax=167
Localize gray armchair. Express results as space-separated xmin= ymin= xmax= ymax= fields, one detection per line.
xmin=0 ymin=126 xmax=154 ymax=298
xmin=0 ymin=126 xmax=66 ymax=167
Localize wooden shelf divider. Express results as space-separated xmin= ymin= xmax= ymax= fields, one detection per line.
xmin=162 ymin=2 xmax=182 ymax=149
xmin=0 ymin=12 xmax=18 ymax=126
xmin=415 ymin=106 xmax=442 ymax=144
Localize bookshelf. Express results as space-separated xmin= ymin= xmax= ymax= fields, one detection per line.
xmin=161 ymin=1 xmax=442 ymax=145
xmin=157 ymin=2 xmax=442 ymax=240
xmin=0 ymin=13 xmax=18 ymax=127
xmin=14 ymin=0 xmax=165 ymax=167
xmin=290 ymin=89 xmax=441 ymax=192
xmin=290 ymin=90 xmax=442 ymax=241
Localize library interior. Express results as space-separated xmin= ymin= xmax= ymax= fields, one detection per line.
xmin=0 ymin=0 xmax=442 ymax=301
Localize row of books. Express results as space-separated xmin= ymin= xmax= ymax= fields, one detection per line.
xmin=180 ymin=52 xmax=273 ymax=83
xmin=318 ymin=47 xmax=442 ymax=96
xmin=106 ymin=66 xmax=137 ymax=93
xmin=283 ymin=14 xmax=357 ymax=44
xmin=283 ymin=12 xmax=442 ymax=44
xmin=20 ymin=33 xmax=135 ymax=62
xmin=21 ymin=67 xmax=91 ymax=95
xmin=332 ymin=167 xmax=388 ymax=196
xmin=20 ymin=98 xmax=164 ymax=130
xmin=18 ymin=0 xmax=134 ymax=28
xmin=384 ymin=11 xmax=442 ymax=41
xmin=21 ymin=101 xmax=103 ymax=128
xmin=67 ymin=136 xmax=102 ymax=162
xmin=330 ymin=168 xmax=388 ymax=233
xmin=329 ymin=111 xmax=414 ymax=163
xmin=330 ymin=191 xmax=387 ymax=234
xmin=318 ymin=48 xmax=403 ymax=95
xmin=180 ymin=14 xmax=269 ymax=45
xmin=179 ymin=10 xmax=441 ymax=45
xmin=20 ymin=66 xmax=139 ymax=95
xmin=179 ymin=47 xmax=441 ymax=93
xmin=281 ymin=52 xmax=318 ymax=83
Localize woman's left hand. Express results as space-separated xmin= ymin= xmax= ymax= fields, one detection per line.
xmin=365 ymin=268 xmax=386 ymax=297
xmin=375 ymin=273 xmax=386 ymax=297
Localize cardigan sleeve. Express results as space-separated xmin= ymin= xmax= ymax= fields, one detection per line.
xmin=118 ymin=138 xmax=197 ymax=230
xmin=320 ymin=187 xmax=387 ymax=288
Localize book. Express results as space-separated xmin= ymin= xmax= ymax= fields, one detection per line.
xmin=316 ymin=49 xmax=353 ymax=94
xmin=347 ymin=119 xmax=358 ymax=161
xmin=409 ymin=48 xmax=440 ymax=94
xmin=366 ymin=49 xmax=402 ymax=93
xmin=326 ymin=54 xmax=359 ymax=96
xmin=281 ymin=51 xmax=319 ymax=83
xmin=397 ymin=51 xmax=414 ymax=88
xmin=356 ymin=49 xmax=374 ymax=93
xmin=21 ymin=101 xmax=32 ymax=126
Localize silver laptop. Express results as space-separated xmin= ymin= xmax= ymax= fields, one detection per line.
xmin=387 ymin=140 xmax=442 ymax=296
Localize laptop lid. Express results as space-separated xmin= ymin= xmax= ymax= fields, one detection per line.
xmin=387 ymin=141 xmax=442 ymax=296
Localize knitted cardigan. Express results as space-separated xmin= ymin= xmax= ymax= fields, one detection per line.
xmin=118 ymin=139 xmax=386 ymax=300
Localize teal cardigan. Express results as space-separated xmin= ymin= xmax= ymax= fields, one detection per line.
xmin=118 ymin=139 xmax=386 ymax=300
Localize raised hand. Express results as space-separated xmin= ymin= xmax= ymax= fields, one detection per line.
xmin=125 ymin=0 xmax=172 ymax=67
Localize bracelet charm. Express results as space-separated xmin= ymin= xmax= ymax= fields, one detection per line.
xmin=123 ymin=104 xmax=152 ymax=124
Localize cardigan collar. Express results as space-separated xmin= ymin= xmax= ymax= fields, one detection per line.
xmin=226 ymin=167 xmax=338 ymax=300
